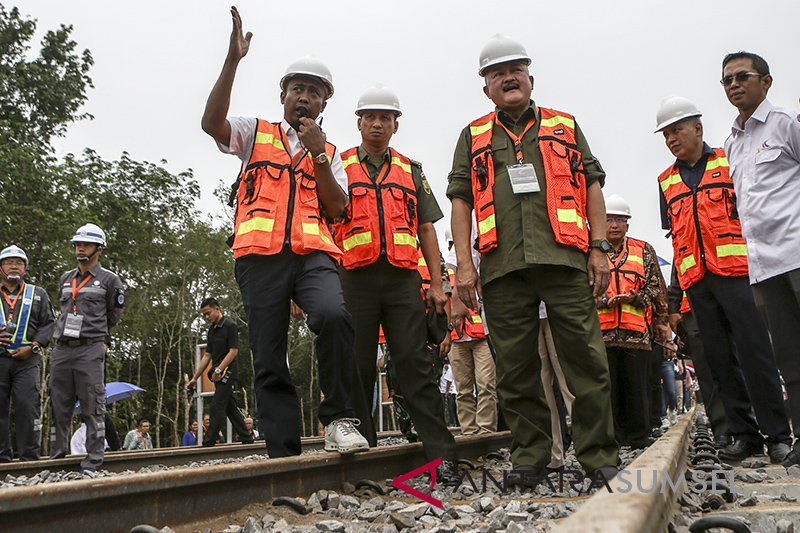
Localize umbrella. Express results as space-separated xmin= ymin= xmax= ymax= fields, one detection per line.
xmin=75 ymin=381 xmax=145 ymax=413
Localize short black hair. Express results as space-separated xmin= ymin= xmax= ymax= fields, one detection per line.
xmin=137 ymin=417 xmax=150 ymax=426
xmin=200 ymin=297 xmax=219 ymax=309
xmin=723 ymin=51 xmax=770 ymax=77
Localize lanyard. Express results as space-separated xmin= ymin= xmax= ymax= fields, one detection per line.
xmin=496 ymin=117 xmax=537 ymax=163
xmin=71 ymin=273 xmax=93 ymax=313
xmin=1 ymin=283 xmax=24 ymax=320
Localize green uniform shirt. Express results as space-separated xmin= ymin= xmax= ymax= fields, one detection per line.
xmin=358 ymin=145 xmax=443 ymax=225
xmin=446 ymin=101 xmax=606 ymax=286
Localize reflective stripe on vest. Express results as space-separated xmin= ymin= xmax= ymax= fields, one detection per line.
xmin=232 ymin=120 xmax=341 ymax=260
xmin=658 ymin=147 xmax=748 ymax=290
xmin=598 ymin=237 xmax=649 ymax=333
xmin=447 ymin=268 xmax=486 ymax=340
xmin=680 ymin=291 xmax=691 ymax=314
xmin=334 ymin=147 xmax=419 ymax=270
xmin=0 ymin=284 xmax=35 ymax=349
xmin=468 ymin=107 xmax=589 ymax=254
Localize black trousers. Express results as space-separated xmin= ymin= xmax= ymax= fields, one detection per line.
xmin=0 ymin=354 xmax=41 ymax=461
xmin=648 ymin=345 xmax=665 ymax=429
xmin=606 ymin=346 xmax=651 ymax=445
xmin=236 ymin=250 xmax=356 ymax=458
xmin=687 ymin=273 xmax=791 ymax=445
xmin=752 ymin=267 xmax=800 ymax=436
xmin=203 ymin=378 xmax=250 ymax=446
xmin=340 ymin=259 xmax=456 ymax=461
xmin=682 ymin=312 xmax=731 ymax=439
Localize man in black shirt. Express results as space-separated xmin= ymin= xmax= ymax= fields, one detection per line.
xmin=187 ymin=297 xmax=252 ymax=446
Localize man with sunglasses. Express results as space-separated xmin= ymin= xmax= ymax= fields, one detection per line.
xmin=201 ymin=7 xmax=367 ymax=458
xmin=447 ymin=34 xmax=619 ymax=486
xmin=655 ymin=95 xmax=791 ymax=463
xmin=722 ymin=51 xmax=800 ymax=467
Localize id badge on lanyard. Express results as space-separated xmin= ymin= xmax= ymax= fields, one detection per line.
xmin=508 ymin=163 xmax=541 ymax=194
xmin=64 ymin=273 xmax=92 ymax=338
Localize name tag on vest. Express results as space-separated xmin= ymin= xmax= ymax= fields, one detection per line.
xmin=508 ymin=164 xmax=541 ymax=194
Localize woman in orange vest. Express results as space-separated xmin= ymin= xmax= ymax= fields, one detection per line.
xmin=333 ymin=85 xmax=458 ymax=484
xmin=200 ymin=7 xmax=368 ymax=459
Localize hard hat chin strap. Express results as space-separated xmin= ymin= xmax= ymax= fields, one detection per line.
xmin=77 ymin=246 xmax=102 ymax=262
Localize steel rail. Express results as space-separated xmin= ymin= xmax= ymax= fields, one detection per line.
xmin=0 ymin=431 xmax=511 ymax=533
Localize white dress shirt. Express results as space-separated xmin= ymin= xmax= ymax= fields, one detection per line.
xmin=217 ymin=116 xmax=347 ymax=194
xmin=725 ymin=99 xmax=800 ymax=284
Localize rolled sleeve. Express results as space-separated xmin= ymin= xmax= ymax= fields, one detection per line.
xmin=446 ymin=127 xmax=475 ymax=205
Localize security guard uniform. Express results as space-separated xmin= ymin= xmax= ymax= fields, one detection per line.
xmin=336 ymin=146 xmax=457 ymax=462
xmin=447 ymin=102 xmax=619 ymax=472
xmin=0 ymin=282 xmax=55 ymax=460
xmin=50 ymin=263 xmax=124 ymax=470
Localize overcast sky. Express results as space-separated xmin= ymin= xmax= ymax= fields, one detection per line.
xmin=23 ymin=0 xmax=800 ymax=262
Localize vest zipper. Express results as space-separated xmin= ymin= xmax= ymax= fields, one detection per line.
xmin=284 ymin=167 xmax=297 ymax=247
xmin=691 ymin=186 xmax=706 ymax=268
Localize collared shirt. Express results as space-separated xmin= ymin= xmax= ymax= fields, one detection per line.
xmin=54 ymin=263 xmax=124 ymax=341
xmin=356 ymin=145 xmax=443 ymax=226
xmin=219 ymin=116 xmax=348 ymax=194
xmin=725 ymin=99 xmax=800 ymax=283
xmin=0 ymin=283 xmax=56 ymax=348
xmin=446 ymin=101 xmax=605 ymax=286
xmin=659 ymin=143 xmax=715 ymax=230
xmin=601 ymin=238 xmax=667 ymax=350
xmin=206 ymin=315 xmax=239 ymax=380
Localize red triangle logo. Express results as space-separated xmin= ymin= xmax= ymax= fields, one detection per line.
xmin=391 ymin=457 xmax=443 ymax=508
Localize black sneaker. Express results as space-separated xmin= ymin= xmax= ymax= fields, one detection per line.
xmin=718 ymin=439 xmax=763 ymax=462
xmin=767 ymin=442 xmax=791 ymax=464
xmin=781 ymin=444 xmax=800 ymax=468
xmin=505 ymin=465 xmax=550 ymax=489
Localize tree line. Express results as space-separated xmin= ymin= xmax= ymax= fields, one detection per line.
xmin=0 ymin=6 xmax=322 ymax=452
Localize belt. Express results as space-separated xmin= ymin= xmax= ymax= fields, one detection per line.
xmin=56 ymin=337 xmax=105 ymax=347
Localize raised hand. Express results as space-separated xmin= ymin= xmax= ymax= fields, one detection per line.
xmin=227 ymin=6 xmax=253 ymax=62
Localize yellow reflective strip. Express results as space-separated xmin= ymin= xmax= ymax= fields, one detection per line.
xmin=391 ymin=157 xmax=412 ymax=174
xmin=393 ymin=233 xmax=417 ymax=247
xmin=418 ymin=257 xmax=427 ymax=266
xmin=540 ymin=115 xmax=575 ymax=130
xmin=342 ymin=154 xmax=360 ymax=169
xmin=597 ymin=307 xmax=614 ymax=314
xmin=237 ymin=217 xmax=275 ymax=236
xmin=343 ymin=231 xmax=372 ymax=251
xmin=254 ymin=132 xmax=285 ymax=151
xmin=660 ymin=173 xmax=683 ymax=193
xmin=716 ymin=243 xmax=747 ymax=258
xmin=478 ymin=214 xmax=496 ymax=235
xmin=321 ymin=233 xmax=333 ymax=245
xmin=557 ymin=208 xmax=584 ymax=229
xmin=679 ymin=255 xmax=697 ymax=275
xmin=627 ymin=254 xmax=644 ymax=265
xmin=302 ymin=223 xmax=320 ymax=235
xmin=621 ymin=304 xmax=644 ymax=317
xmin=706 ymin=157 xmax=730 ymax=171
xmin=471 ymin=315 xmax=483 ymax=324
xmin=470 ymin=120 xmax=494 ymax=136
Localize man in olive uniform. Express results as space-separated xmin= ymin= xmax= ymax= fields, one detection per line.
xmin=447 ymin=35 xmax=619 ymax=484
xmin=334 ymin=84 xmax=458 ymax=482
xmin=50 ymin=224 xmax=124 ymax=473
xmin=0 ymin=245 xmax=55 ymax=461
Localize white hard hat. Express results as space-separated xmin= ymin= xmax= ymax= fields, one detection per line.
xmin=280 ymin=56 xmax=334 ymax=98
xmin=478 ymin=34 xmax=531 ymax=77
xmin=605 ymin=194 xmax=632 ymax=218
xmin=654 ymin=96 xmax=702 ymax=133
xmin=355 ymin=84 xmax=402 ymax=116
xmin=0 ymin=245 xmax=28 ymax=264
xmin=72 ymin=223 xmax=107 ymax=246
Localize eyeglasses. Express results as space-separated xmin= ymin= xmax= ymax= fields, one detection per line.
xmin=720 ymin=72 xmax=763 ymax=87
xmin=606 ymin=216 xmax=629 ymax=224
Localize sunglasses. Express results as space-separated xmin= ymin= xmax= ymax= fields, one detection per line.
xmin=720 ymin=71 xmax=763 ymax=87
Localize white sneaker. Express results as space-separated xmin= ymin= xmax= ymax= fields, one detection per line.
xmin=668 ymin=410 xmax=678 ymax=426
xmin=324 ymin=418 xmax=369 ymax=454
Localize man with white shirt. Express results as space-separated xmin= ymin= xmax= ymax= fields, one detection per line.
xmin=200 ymin=6 xmax=367 ymax=458
xmin=722 ymin=51 xmax=800 ymax=467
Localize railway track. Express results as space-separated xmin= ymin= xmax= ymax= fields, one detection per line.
xmin=0 ymin=431 xmax=511 ymax=533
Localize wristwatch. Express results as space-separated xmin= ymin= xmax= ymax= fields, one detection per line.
xmin=214 ymin=367 xmax=223 ymax=375
xmin=589 ymin=239 xmax=612 ymax=253
xmin=31 ymin=344 xmax=42 ymax=355
xmin=313 ymin=152 xmax=329 ymax=165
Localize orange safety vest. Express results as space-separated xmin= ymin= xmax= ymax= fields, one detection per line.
xmin=468 ymin=107 xmax=589 ymax=253
xmin=418 ymin=253 xmax=432 ymax=298
xmin=658 ymin=148 xmax=748 ymax=290
xmin=598 ymin=237 xmax=649 ymax=333
xmin=680 ymin=291 xmax=691 ymax=314
xmin=334 ymin=147 xmax=419 ymax=270
xmin=232 ymin=120 xmax=341 ymax=260
xmin=448 ymin=268 xmax=485 ymax=340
